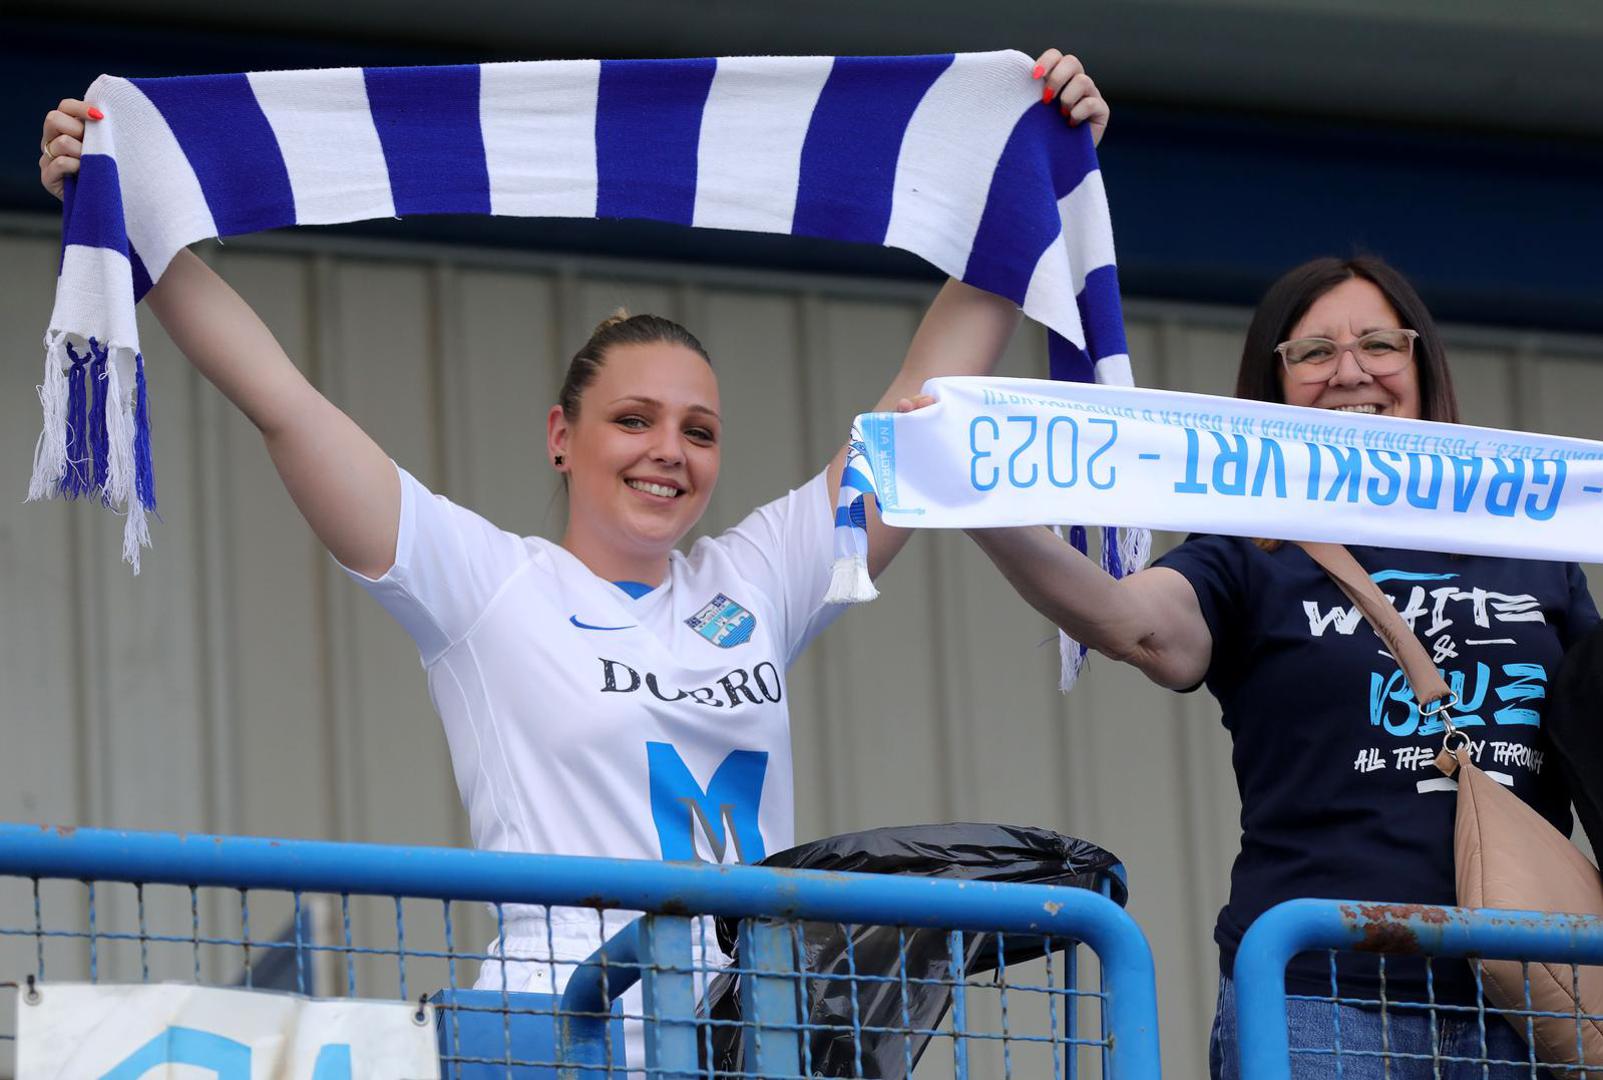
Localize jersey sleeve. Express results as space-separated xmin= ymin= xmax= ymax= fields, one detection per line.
xmin=707 ymin=469 xmax=842 ymax=667
xmin=1152 ymin=533 xmax=1250 ymax=690
xmin=341 ymin=463 xmax=531 ymax=664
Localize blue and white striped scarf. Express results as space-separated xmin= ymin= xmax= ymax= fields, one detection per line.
xmin=34 ymin=50 xmax=1136 ymax=585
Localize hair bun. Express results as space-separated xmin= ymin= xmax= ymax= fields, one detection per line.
xmin=557 ymin=310 xmax=712 ymax=420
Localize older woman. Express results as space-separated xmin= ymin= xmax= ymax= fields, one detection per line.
xmin=968 ymin=256 xmax=1598 ymax=1078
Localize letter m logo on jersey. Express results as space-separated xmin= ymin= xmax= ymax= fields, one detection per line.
xmin=646 ymin=742 xmax=767 ymax=863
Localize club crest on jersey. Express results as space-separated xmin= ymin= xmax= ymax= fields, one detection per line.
xmin=686 ymin=593 xmax=756 ymax=648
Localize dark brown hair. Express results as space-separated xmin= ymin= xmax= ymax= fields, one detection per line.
xmin=558 ymin=309 xmax=711 ymax=419
xmin=1235 ymin=255 xmax=1461 ymax=424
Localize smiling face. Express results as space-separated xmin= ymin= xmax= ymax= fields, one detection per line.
xmin=548 ymin=341 xmax=721 ymax=576
xmin=1277 ymin=276 xmax=1422 ymax=420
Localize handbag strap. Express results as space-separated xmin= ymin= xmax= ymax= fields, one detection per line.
xmin=1296 ymin=542 xmax=1458 ymax=720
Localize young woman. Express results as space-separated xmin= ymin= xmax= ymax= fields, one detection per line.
xmin=36 ymin=48 xmax=1109 ymax=1000
xmin=964 ymin=256 xmax=1598 ymax=1079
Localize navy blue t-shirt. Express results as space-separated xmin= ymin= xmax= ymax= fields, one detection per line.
xmin=1156 ymin=536 xmax=1599 ymax=1002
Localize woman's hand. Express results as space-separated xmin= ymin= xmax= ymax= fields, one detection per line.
xmin=40 ymin=98 xmax=100 ymax=201
xmin=895 ymin=393 xmax=937 ymax=414
xmin=1031 ymin=49 xmax=1109 ymax=147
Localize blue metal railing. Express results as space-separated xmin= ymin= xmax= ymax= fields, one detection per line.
xmin=1234 ymin=898 xmax=1603 ymax=1080
xmin=0 ymin=823 xmax=1162 ymax=1078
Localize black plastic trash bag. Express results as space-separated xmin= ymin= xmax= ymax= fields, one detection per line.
xmin=700 ymin=823 xmax=1125 ymax=1078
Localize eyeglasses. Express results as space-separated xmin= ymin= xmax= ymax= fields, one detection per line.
xmin=1276 ymin=328 xmax=1419 ymax=384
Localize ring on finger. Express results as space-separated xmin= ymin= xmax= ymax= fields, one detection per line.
xmin=41 ymin=137 xmax=56 ymax=160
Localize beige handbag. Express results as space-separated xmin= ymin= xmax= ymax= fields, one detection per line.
xmin=1300 ymin=541 xmax=1603 ymax=1070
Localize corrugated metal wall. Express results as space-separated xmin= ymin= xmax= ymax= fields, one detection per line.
xmin=3 ymin=215 xmax=1601 ymax=1076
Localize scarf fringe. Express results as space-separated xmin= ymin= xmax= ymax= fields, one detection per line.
xmin=1055 ymin=525 xmax=1091 ymax=692
xmin=28 ymin=333 xmax=151 ymax=572
xmin=1057 ymin=634 xmax=1090 ymax=693
xmin=103 ymin=350 xmax=148 ymax=573
xmin=88 ymin=339 xmax=111 ymax=494
xmin=28 ymin=333 xmax=70 ymax=502
xmin=133 ymin=352 xmax=157 ymax=512
xmin=1099 ymin=524 xmax=1123 ymax=580
xmin=121 ymin=499 xmax=150 ymax=573
xmin=824 ymin=555 xmax=878 ymax=605
xmin=1120 ymin=525 xmax=1152 ymax=578
xmin=826 ymin=424 xmax=880 ymax=603
xmin=104 ymin=353 xmax=135 ymax=513
xmin=1052 ymin=525 xmax=1151 ymax=692
xmin=59 ymin=341 xmax=91 ymax=499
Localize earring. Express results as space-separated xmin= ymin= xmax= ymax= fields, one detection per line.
xmin=554 ymin=455 xmax=565 ymax=467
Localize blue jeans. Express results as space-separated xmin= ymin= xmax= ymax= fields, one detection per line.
xmin=1209 ymin=975 xmax=1554 ymax=1079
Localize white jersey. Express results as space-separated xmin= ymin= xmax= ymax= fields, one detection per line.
xmin=345 ymin=464 xmax=842 ymax=993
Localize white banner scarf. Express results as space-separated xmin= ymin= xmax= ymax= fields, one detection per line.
xmin=34 ymin=50 xmax=1137 ymax=574
xmin=829 ymin=377 xmax=1603 ymax=676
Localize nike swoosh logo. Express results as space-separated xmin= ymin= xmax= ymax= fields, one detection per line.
xmin=569 ymin=616 xmax=637 ymax=631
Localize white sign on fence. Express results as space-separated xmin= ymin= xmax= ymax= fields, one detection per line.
xmin=17 ymin=983 xmax=439 ymax=1079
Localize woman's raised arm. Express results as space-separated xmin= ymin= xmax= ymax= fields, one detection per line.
xmin=835 ymin=46 xmax=1111 ymax=578
xmin=827 ymin=278 xmax=1020 ymax=579
xmin=41 ymin=100 xmax=401 ymax=578
xmin=969 ymin=527 xmax=1214 ymax=690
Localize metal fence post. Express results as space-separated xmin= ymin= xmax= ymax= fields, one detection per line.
xmin=558 ymin=919 xmax=642 ymax=1079
xmin=738 ymin=918 xmax=803 ymax=1077
xmin=639 ymin=914 xmax=699 ymax=1078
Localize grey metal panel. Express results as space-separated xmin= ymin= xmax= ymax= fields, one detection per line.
xmin=935 ymin=323 xmax=1071 ymax=830
xmin=0 ymin=237 xmax=86 ymax=1066
xmin=1527 ymin=348 xmax=1603 ymax=635
xmin=695 ymin=287 xmax=814 ymax=540
xmin=209 ymin=249 xmax=336 ymax=843
xmin=444 ymin=266 xmax=566 ymax=540
xmin=808 ymin=296 xmax=952 ymax=832
xmin=1451 ymin=345 xmax=1520 ymax=430
xmin=78 ymin=299 xmax=211 ymax=834
xmin=320 ymin=259 xmax=462 ymax=849
xmin=0 ymin=236 xmax=80 ymax=829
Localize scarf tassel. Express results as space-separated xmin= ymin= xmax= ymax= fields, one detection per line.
xmin=824 ymin=498 xmax=877 ymax=604
xmin=1100 ymin=524 xmax=1124 ymax=580
xmin=827 ymin=419 xmax=1149 ymax=690
xmin=1055 ymin=526 xmax=1092 ymax=692
xmin=97 ymin=349 xmax=148 ymax=573
xmin=28 ymin=333 xmax=70 ymax=502
xmin=88 ymin=338 xmax=111 ymax=495
xmin=33 ymin=334 xmax=155 ymax=571
xmin=823 ymin=426 xmax=880 ymax=605
xmin=1120 ymin=524 xmax=1152 ymax=583
xmin=59 ymin=341 xmax=92 ymax=500
xmin=133 ymin=352 xmax=157 ymax=513
xmin=1055 ymin=525 xmax=1151 ymax=692
xmin=1048 ymin=525 xmax=1152 ymax=692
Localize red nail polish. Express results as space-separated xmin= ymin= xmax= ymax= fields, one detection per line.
xmin=1061 ymin=104 xmax=1070 ymax=116
xmin=87 ymin=107 xmax=104 ymax=121
xmin=1031 ymin=64 xmax=1044 ymax=79
xmin=1042 ymin=86 xmax=1053 ymax=104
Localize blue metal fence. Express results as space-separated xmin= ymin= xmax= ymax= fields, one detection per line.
xmin=1234 ymin=898 xmax=1603 ymax=1080
xmin=0 ymin=823 xmax=1161 ymax=1078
